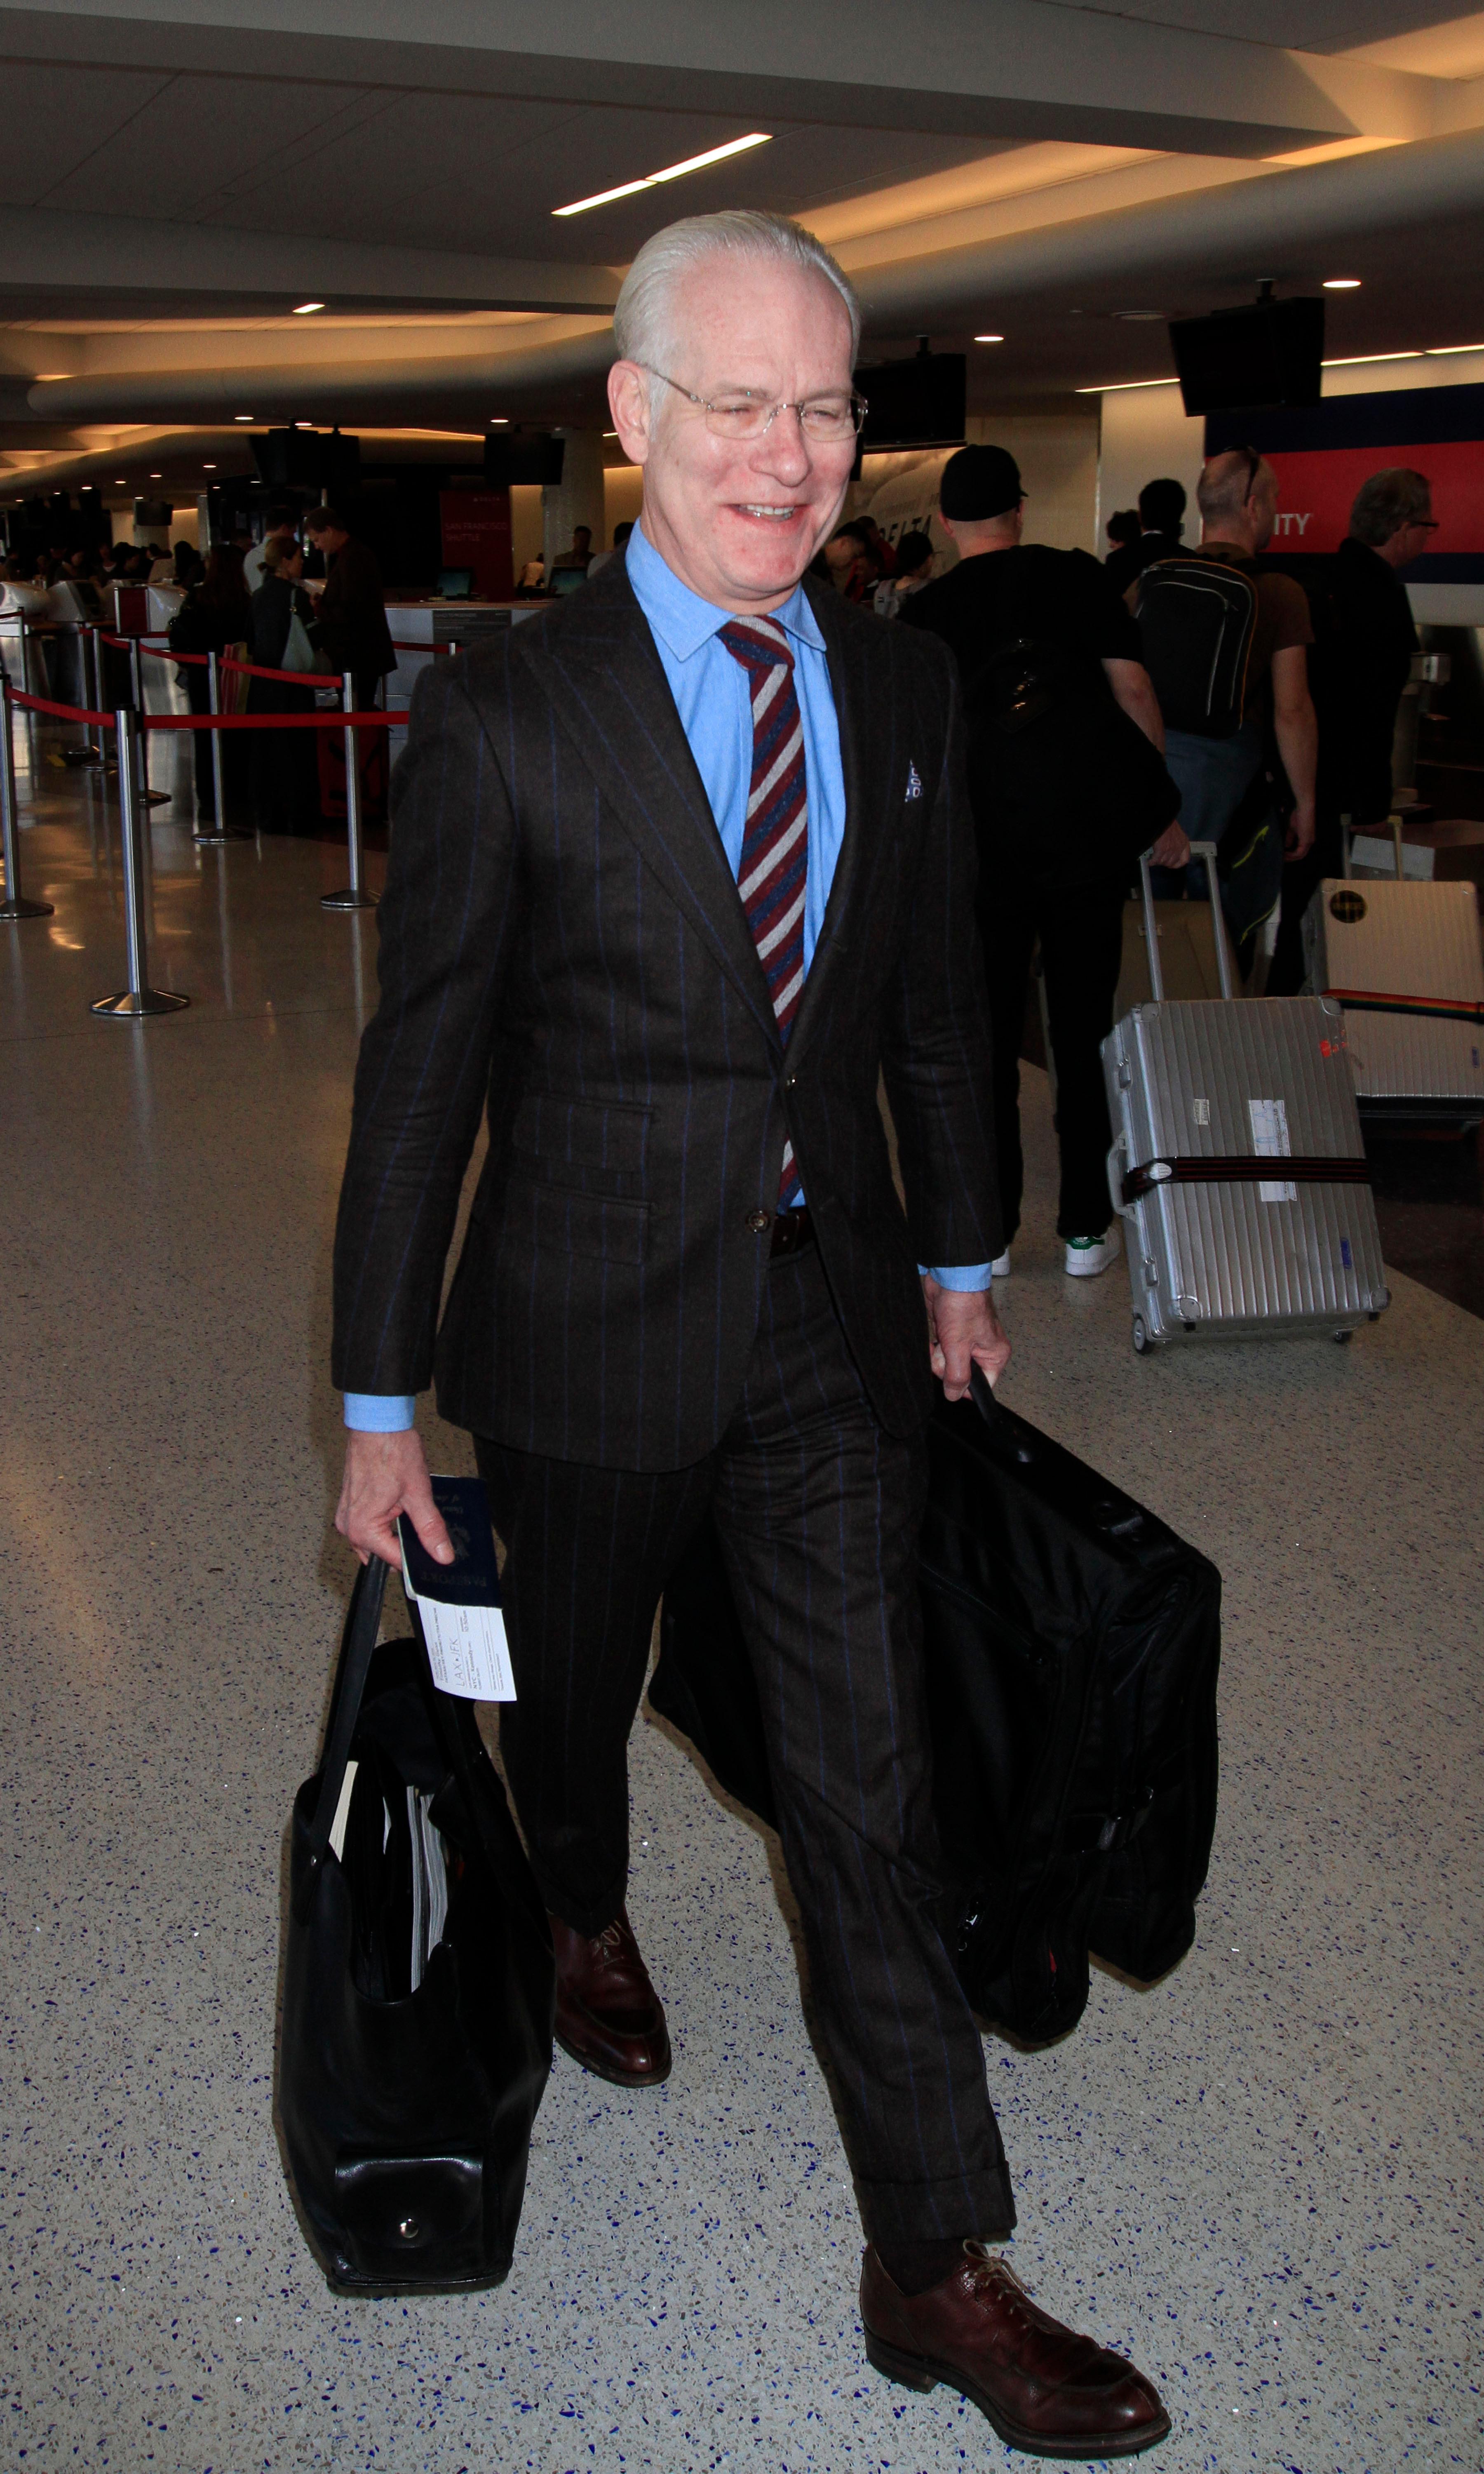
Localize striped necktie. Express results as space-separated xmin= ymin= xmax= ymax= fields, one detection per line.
xmin=718 ymin=614 xmax=808 ymax=1204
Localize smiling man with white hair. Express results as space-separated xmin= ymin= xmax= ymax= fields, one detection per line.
xmin=330 ymin=208 xmax=1167 ymax=2460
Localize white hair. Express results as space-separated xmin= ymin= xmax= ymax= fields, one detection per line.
xmin=612 ymin=209 xmax=860 ymax=386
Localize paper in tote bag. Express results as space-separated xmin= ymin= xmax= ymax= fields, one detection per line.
xmin=278 ymin=1541 xmax=553 ymax=2295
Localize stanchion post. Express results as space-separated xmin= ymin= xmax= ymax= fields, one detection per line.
xmin=129 ymin=636 xmax=169 ymax=808
xmin=89 ymin=710 xmax=189 ymax=1018
xmin=322 ymin=668 xmax=377 ymax=912
xmin=193 ymin=651 xmax=243 ymax=846
xmin=0 ymin=671 xmax=53 ymax=921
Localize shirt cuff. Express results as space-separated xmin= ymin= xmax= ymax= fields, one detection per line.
xmin=919 ymin=1263 xmax=994 ymax=1292
xmin=343 ymin=1392 xmax=417 ymax=1432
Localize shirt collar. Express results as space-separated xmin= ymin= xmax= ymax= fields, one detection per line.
xmin=626 ymin=518 xmax=825 ymax=663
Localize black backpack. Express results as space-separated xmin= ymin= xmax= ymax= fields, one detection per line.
xmin=1136 ymin=555 xmax=1258 ymax=738
xmin=649 ymin=1373 xmax=1221 ymax=2046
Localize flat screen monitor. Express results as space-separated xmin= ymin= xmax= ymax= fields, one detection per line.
xmin=549 ymin=565 xmax=588 ymax=595
xmin=1168 ymin=297 xmax=1324 ymax=415
xmin=855 ymin=353 xmax=966 ymax=452
xmin=438 ymin=567 xmax=474 ymax=599
xmin=484 ymin=433 xmax=566 ymax=488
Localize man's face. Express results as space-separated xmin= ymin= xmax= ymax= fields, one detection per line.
xmin=609 ymin=256 xmax=857 ymax=611
xmin=310 ymin=525 xmax=346 ymax=555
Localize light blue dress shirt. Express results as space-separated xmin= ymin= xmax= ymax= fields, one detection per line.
xmin=345 ymin=524 xmax=989 ymax=1433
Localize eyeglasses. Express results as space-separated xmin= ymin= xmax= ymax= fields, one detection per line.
xmin=641 ymin=365 xmax=867 ymax=443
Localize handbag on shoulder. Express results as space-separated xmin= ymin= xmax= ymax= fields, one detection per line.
xmin=277 ymin=1554 xmax=554 ymax=2295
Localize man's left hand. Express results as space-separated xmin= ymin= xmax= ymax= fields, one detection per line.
xmin=922 ymin=1275 xmax=1012 ymax=1403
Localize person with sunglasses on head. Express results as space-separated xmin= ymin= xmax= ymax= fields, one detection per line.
xmin=1145 ymin=450 xmax=1317 ymax=951
xmin=1269 ymin=466 xmax=1435 ymax=992
xmin=331 ymin=206 xmax=1168 ymax=2462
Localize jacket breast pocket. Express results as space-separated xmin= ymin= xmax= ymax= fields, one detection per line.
xmin=498 ymin=1175 xmax=649 ymax=1266
xmin=508 ymin=1091 xmax=650 ymax=1189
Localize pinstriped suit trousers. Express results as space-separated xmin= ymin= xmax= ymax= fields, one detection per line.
xmin=474 ymin=1246 xmax=1016 ymax=2248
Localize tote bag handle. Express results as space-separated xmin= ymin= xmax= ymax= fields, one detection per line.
xmin=304 ymin=1555 xmax=389 ymax=1870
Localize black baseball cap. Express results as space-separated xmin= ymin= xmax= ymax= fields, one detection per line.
xmin=939 ymin=445 xmax=1024 ymax=522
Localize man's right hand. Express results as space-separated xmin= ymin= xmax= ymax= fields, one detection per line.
xmin=1284 ymin=799 xmax=1317 ymax=862
xmin=336 ymin=1427 xmax=454 ymax=1570
xmin=1147 ymin=821 xmax=1190 ymax=871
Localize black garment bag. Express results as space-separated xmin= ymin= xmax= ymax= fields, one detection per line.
xmin=649 ymin=1372 xmax=1220 ymax=2046
xmin=278 ymin=1557 xmax=554 ymax=2295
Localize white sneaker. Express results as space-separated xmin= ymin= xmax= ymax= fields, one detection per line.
xmin=990 ymin=1251 xmax=1012 ymax=1279
xmin=1064 ymin=1229 xmax=1120 ymax=1279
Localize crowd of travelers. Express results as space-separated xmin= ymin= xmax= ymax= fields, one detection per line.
xmin=815 ymin=438 xmax=1435 ymax=1295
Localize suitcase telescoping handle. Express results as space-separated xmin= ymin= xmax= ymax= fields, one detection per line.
xmin=1139 ymin=840 xmax=1237 ymax=1002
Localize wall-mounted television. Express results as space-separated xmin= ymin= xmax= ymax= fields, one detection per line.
xmin=1169 ymin=296 xmax=1324 ymax=416
xmin=483 ymin=432 xmax=566 ymax=488
xmin=855 ymin=351 xmax=966 ymax=452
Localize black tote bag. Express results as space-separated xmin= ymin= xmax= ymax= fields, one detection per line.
xmin=278 ymin=1557 xmax=554 ymax=2295
xmin=649 ymin=1373 xmax=1220 ymax=2046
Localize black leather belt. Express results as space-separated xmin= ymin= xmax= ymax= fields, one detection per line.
xmin=770 ymin=1204 xmax=815 ymax=1258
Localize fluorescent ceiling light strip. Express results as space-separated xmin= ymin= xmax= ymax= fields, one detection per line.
xmin=1425 ymin=343 xmax=1484 ymax=356
xmin=1322 ymin=351 xmax=1423 ymax=367
xmin=555 ymin=132 xmax=771 ymax=217
xmin=1075 ymin=377 xmax=1180 ymax=394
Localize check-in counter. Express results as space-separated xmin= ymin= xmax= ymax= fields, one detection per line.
xmin=384 ymin=599 xmax=547 ymax=755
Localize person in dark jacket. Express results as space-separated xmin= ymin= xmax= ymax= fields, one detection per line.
xmin=1104 ymin=477 xmax=1186 ymax=600
xmin=901 ymin=444 xmax=1183 ymax=1284
xmin=248 ymin=536 xmax=321 ymax=835
xmin=1269 ymin=465 xmax=1433 ymax=992
xmin=300 ymin=506 xmax=395 ymax=708
xmin=167 ymin=543 xmax=250 ymax=824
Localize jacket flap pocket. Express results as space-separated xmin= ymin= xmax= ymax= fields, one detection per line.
xmin=501 ymin=1177 xmax=649 ymax=1265
xmin=510 ymin=1092 xmax=650 ymax=1176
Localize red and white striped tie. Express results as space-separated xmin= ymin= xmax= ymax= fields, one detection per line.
xmin=718 ymin=615 xmax=808 ymax=1204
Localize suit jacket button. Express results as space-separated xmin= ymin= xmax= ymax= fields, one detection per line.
xmin=746 ymin=1209 xmax=770 ymax=1235
xmin=784 ymin=1072 xmax=798 ymax=1088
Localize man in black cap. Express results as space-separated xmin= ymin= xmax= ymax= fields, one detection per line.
xmin=902 ymin=445 xmax=1184 ymax=1283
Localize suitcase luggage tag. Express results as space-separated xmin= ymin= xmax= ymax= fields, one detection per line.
xmin=398 ymin=1475 xmax=516 ymax=1702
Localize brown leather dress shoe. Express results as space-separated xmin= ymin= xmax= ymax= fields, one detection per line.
xmin=861 ymin=2241 xmax=1170 ymax=2460
xmin=548 ymin=1908 xmax=672 ymax=2087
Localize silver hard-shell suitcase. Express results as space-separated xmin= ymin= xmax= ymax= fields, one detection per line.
xmin=1102 ymin=846 xmax=1390 ymax=1355
xmin=1301 ymin=828 xmax=1484 ymax=1129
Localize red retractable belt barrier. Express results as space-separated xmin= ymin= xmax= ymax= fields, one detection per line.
xmin=10 ymin=689 xmax=393 ymax=731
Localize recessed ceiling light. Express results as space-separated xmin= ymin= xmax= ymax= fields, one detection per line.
xmin=974 ymin=334 xmax=1005 ymax=344
xmin=294 ymin=301 xmax=325 ymax=315
xmin=149 ymin=472 xmax=162 ymax=478
xmin=554 ymin=132 xmax=772 ymax=217
xmin=1323 ymin=278 xmax=1362 ymax=290
xmin=235 ymin=413 xmax=254 ymax=421
xmin=203 ymin=462 xmax=216 ymax=469
xmin=294 ymin=420 xmax=315 ymax=430
xmin=488 ymin=417 xmax=508 ymax=426
xmin=115 ymin=475 xmax=127 ymax=482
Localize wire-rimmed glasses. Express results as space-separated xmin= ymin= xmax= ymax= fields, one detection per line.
xmin=641 ymin=365 xmax=867 ymax=443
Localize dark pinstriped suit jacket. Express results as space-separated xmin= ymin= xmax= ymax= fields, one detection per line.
xmin=331 ymin=554 xmax=1003 ymax=1472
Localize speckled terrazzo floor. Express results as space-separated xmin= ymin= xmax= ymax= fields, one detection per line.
xmin=2 ymin=732 xmax=1482 ymax=2473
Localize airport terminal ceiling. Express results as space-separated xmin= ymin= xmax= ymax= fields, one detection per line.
xmin=5 ymin=2 xmax=1484 ymax=491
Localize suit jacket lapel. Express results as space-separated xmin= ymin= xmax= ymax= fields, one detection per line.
xmin=516 ymin=564 xmax=780 ymax=1047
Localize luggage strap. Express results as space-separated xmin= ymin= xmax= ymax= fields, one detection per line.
xmin=1326 ymin=986 xmax=1484 ymax=1025
xmin=1122 ymin=1153 xmax=1372 ymax=1206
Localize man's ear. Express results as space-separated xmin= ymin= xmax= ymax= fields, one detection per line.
xmin=608 ymin=361 xmax=652 ymax=468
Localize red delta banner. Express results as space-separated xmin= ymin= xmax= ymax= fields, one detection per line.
xmin=1262 ymin=439 xmax=1484 ymax=556
xmin=439 ymin=490 xmax=513 ymax=598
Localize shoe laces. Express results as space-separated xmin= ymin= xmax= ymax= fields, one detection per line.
xmin=592 ymin=1920 xmax=625 ymax=1958
xmin=964 ymin=2245 xmax=1031 ymax=2316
